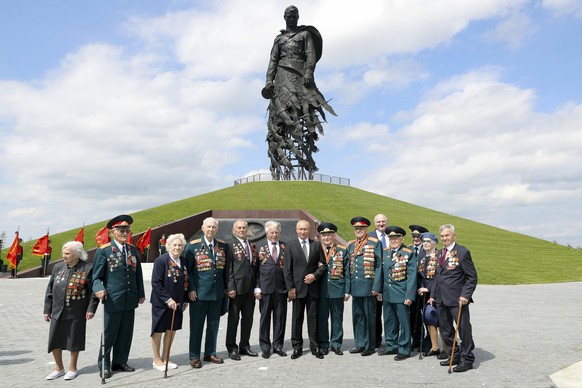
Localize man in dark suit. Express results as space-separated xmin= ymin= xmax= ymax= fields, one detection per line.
xmin=348 ymin=216 xmax=382 ymax=356
xmin=226 ymin=220 xmax=259 ymax=360
xmin=429 ymin=224 xmax=478 ymax=373
xmin=92 ymin=215 xmax=145 ymax=378
xmin=185 ymin=217 xmax=231 ymax=369
xmin=254 ymin=221 xmax=288 ymax=359
xmin=284 ymin=219 xmax=327 ymax=359
xmin=369 ymin=214 xmax=388 ymax=348
xmin=407 ymin=224 xmax=428 ymax=350
xmin=316 ymin=222 xmax=349 ymax=355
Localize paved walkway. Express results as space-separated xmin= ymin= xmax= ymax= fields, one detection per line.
xmin=0 ymin=265 xmax=580 ymax=387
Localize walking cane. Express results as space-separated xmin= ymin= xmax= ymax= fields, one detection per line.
xmin=101 ymin=299 xmax=106 ymax=385
xmin=163 ymin=308 xmax=177 ymax=378
xmin=418 ymin=294 xmax=426 ymax=360
xmin=448 ymin=302 xmax=463 ymax=374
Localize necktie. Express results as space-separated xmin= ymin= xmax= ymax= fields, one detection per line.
xmin=380 ymin=233 xmax=387 ymax=249
xmin=271 ymin=243 xmax=278 ymax=262
xmin=123 ymin=245 xmax=128 ymax=266
xmin=415 ymin=247 xmax=419 ymax=256
xmin=245 ymin=240 xmax=252 ymax=262
xmin=440 ymin=248 xmax=447 ymax=266
xmin=302 ymin=240 xmax=308 ymax=261
xmin=209 ymin=243 xmax=214 ymax=257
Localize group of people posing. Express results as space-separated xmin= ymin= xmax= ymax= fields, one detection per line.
xmin=43 ymin=213 xmax=478 ymax=381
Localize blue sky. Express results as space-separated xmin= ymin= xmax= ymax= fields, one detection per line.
xmin=1 ymin=0 xmax=581 ymax=247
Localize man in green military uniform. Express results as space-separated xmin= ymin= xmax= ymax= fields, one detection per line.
xmin=185 ymin=217 xmax=231 ymax=368
xmin=316 ymin=222 xmax=350 ymax=355
xmin=375 ymin=226 xmax=418 ymax=360
xmin=92 ymin=215 xmax=145 ymax=378
xmin=346 ymin=217 xmax=382 ymax=356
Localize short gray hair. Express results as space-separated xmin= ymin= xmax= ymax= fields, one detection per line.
xmin=439 ymin=224 xmax=456 ymax=234
xmin=62 ymin=241 xmax=88 ymax=261
xmin=165 ymin=233 xmax=187 ymax=251
xmin=265 ymin=220 xmax=281 ymax=233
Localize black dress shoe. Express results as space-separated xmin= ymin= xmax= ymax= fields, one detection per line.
xmin=229 ymin=349 xmax=241 ymax=361
xmin=261 ymin=350 xmax=271 ymax=359
xmin=378 ymin=349 xmax=398 ymax=356
xmin=273 ymin=348 xmax=287 ymax=357
xmin=99 ymin=369 xmax=111 ymax=378
xmin=313 ymin=349 xmax=324 ymax=359
xmin=394 ymin=353 xmax=409 ymax=361
xmin=111 ymin=363 xmax=135 ymax=372
xmin=361 ymin=349 xmax=375 ymax=356
xmin=349 ymin=347 xmax=364 ymax=354
xmin=453 ymin=362 xmax=473 ymax=373
xmin=440 ymin=357 xmax=460 ymax=366
xmin=422 ymin=349 xmax=441 ymax=357
xmin=437 ymin=351 xmax=449 ymax=360
xmin=290 ymin=349 xmax=302 ymax=359
xmin=321 ymin=348 xmax=329 ymax=355
xmin=240 ymin=347 xmax=258 ymax=357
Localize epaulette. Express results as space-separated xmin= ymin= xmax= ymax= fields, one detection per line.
xmin=100 ymin=242 xmax=112 ymax=248
xmin=337 ymin=244 xmax=346 ymax=250
xmin=190 ymin=238 xmax=202 ymax=244
xmin=348 ymin=239 xmax=357 ymax=245
xmin=368 ymin=236 xmax=379 ymax=242
xmin=402 ymin=247 xmax=412 ymax=253
xmin=215 ymin=238 xmax=225 ymax=244
xmin=127 ymin=243 xmax=136 ymax=247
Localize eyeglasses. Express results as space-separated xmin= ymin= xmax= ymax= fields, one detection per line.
xmin=114 ymin=227 xmax=131 ymax=233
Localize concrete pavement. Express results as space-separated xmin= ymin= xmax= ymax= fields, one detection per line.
xmin=1 ymin=265 xmax=580 ymax=387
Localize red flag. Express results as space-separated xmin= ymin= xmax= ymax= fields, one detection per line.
xmin=74 ymin=227 xmax=85 ymax=245
xmin=136 ymin=228 xmax=152 ymax=253
xmin=6 ymin=232 xmax=19 ymax=270
xmin=95 ymin=226 xmax=110 ymax=246
xmin=32 ymin=234 xmax=49 ymax=256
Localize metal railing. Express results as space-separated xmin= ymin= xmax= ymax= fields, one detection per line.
xmin=234 ymin=173 xmax=350 ymax=186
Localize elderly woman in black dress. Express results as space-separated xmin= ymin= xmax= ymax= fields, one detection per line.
xmin=151 ymin=233 xmax=189 ymax=371
xmin=44 ymin=241 xmax=99 ymax=380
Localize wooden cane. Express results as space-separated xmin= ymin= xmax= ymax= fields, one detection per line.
xmin=101 ymin=299 xmax=106 ymax=384
xmin=163 ymin=308 xmax=177 ymax=378
xmin=418 ymin=294 xmax=426 ymax=360
xmin=448 ymin=302 xmax=463 ymax=374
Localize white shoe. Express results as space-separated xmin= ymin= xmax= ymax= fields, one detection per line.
xmin=64 ymin=370 xmax=78 ymax=380
xmin=152 ymin=361 xmax=166 ymax=372
xmin=166 ymin=361 xmax=178 ymax=369
xmin=46 ymin=369 xmax=65 ymax=380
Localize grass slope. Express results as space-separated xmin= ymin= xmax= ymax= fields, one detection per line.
xmin=6 ymin=181 xmax=582 ymax=284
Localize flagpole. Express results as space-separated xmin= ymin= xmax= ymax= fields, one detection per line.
xmin=14 ymin=227 xmax=20 ymax=279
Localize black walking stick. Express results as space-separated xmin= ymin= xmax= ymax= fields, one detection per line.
xmin=163 ymin=308 xmax=177 ymax=378
xmin=448 ymin=302 xmax=463 ymax=374
xmin=418 ymin=294 xmax=426 ymax=360
xmin=101 ymin=299 xmax=106 ymax=384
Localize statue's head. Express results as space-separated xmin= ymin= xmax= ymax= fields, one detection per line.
xmin=284 ymin=5 xmax=299 ymax=24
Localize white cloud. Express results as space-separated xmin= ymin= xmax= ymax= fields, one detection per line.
xmin=360 ymin=70 xmax=582 ymax=245
xmin=483 ymin=9 xmax=537 ymax=49
xmin=543 ymin=0 xmax=582 ymax=17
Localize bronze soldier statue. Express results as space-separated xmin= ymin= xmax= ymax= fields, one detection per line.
xmin=263 ymin=5 xmax=336 ymax=180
